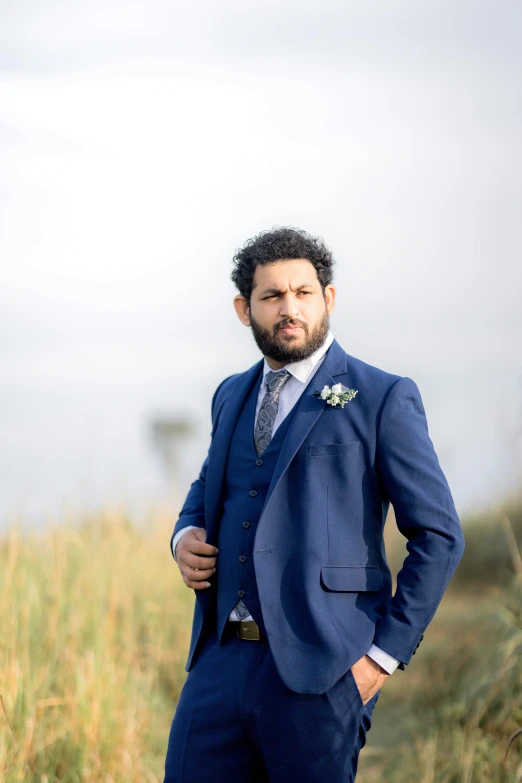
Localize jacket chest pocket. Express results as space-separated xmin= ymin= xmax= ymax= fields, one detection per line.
xmin=308 ymin=441 xmax=361 ymax=457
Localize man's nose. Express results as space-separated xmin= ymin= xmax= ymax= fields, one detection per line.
xmin=279 ymin=293 xmax=300 ymax=319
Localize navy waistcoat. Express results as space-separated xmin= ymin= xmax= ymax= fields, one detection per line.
xmin=215 ymin=366 xmax=300 ymax=644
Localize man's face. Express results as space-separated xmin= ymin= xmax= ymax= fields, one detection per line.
xmin=243 ymin=258 xmax=335 ymax=365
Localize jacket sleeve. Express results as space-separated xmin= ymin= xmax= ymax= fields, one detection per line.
xmin=169 ymin=375 xmax=234 ymax=557
xmin=372 ymin=376 xmax=465 ymax=666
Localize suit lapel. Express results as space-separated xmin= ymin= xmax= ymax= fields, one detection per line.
xmin=204 ymin=337 xmax=348 ymax=541
xmin=259 ymin=337 xmax=348 ymax=517
xmin=205 ymin=358 xmax=263 ymax=541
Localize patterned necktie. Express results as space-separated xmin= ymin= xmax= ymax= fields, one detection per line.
xmin=254 ymin=368 xmax=292 ymax=457
xmin=233 ymin=368 xmax=292 ymax=621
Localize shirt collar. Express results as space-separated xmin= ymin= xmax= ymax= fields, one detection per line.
xmin=261 ymin=329 xmax=335 ymax=385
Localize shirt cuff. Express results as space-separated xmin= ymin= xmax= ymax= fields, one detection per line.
xmin=171 ymin=525 xmax=200 ymax=560
xmin=366 ymin=644 xmax=400 ymax=674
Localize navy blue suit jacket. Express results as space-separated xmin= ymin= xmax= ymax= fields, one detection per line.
xmin=171 ymin=337 xmax=465 ymax=694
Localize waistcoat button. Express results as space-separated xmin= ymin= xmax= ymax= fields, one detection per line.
xmin=239 ymin=555 xmax=247 ymax=562
xmin=256 ymin=459 xmax=263 ymax=466
xmin=242 ymin=521 xmax=251 ymax=528
xmin=249 ymin=489 xmax=258 ymax=497
xmin=238 ymin=590 xmax=246 ymax=598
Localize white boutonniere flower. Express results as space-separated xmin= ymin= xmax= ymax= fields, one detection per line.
xmin=312 ymin=383 xmax=358 ymax=408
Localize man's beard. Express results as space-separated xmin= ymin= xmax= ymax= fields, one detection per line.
xmin=249 ymin=307 xmax=330 ymax=364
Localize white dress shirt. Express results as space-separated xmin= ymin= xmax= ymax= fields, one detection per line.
xmin=172 ymin=329 xmax=399 ymax=674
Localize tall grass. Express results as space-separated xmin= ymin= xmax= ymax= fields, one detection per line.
xmin=358 ymin=576 xmax=522 ymax=782
xmin=0 ymin=508 xmax=191 ymax=782
xmin=361 ymin=490 xmax=522 ymax=782
xmin=0 ymin=495 xmax=521 ymax=782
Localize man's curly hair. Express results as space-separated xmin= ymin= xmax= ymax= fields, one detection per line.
xmin=230 ymin=226 xmax=335 ymax=305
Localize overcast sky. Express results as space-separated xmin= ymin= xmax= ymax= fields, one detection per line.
xmin=1 ymin=0 xmax=521 ymax=527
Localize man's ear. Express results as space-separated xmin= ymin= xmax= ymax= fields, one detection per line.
xmin=324 ymin=284 xmax=336 ymax=315
xmin=233 ymin=295 xmax=251 ymax=326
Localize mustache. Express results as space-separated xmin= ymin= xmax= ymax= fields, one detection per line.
xmin=276 ymin=320 xmax=307 ymax=331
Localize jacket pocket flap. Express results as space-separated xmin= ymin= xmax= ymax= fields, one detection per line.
xmin=320 ymin=565 xmax=380 ymax=592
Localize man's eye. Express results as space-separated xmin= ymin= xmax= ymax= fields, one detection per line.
xmin=263 ymin=291 xmax=311 ymax=299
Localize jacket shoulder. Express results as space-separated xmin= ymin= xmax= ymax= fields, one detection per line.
xmin=343 ymin=350 xmax=404 ymax=392
xmin=211 ymin=369 xmax=247 ymax=419
xmin=341 ymin=349 xmax=432 ymax=435
xmin=338 ymin=348 xmax=422 ymax=420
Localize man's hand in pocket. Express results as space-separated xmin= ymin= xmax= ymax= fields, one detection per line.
xmin=350 ymin=654 xmax=389 ymax=705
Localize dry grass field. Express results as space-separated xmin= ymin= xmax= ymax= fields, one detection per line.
xmin=1 ymin=493 xmax=521 ymax=782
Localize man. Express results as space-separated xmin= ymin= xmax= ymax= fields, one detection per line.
xmin=163 ymin=227 xmax=465 ymax=782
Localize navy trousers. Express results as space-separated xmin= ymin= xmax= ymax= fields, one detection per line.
xmin=163 ymin=618 xmax=380 ymax=782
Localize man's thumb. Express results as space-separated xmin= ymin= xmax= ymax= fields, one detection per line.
xmin=191 ymin=528 xmax=207 ymax=542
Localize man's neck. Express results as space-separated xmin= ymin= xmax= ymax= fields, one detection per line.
xmin=265 ymin=357 xmax=286 ymax=370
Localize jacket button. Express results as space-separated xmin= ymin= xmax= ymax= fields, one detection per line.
xmin=238 ymin=590 xmax=246 ymax=597
xmin=239 ymin=555 xmax=247 ymax=563
xmin=256 ymin=459 xmax=263 ymax=466
xmin=249 ymin=489 xmax=258 ymax=497
xmin=242 ymin=521 xmax=251 ymax=528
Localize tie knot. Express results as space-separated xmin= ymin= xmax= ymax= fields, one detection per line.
xmin=265 ymin=369 xmax=291 ymax=396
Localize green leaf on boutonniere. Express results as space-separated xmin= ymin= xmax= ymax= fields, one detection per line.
xmin=311 ymin=383 xmax=358 ymax=408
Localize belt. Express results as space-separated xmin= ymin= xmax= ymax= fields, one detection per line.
xmin=228 ymin=619 xmax=264 ymax=642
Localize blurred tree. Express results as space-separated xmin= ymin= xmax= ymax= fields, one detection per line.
xmin=148 ymin=415 xmax=193 ymax=494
